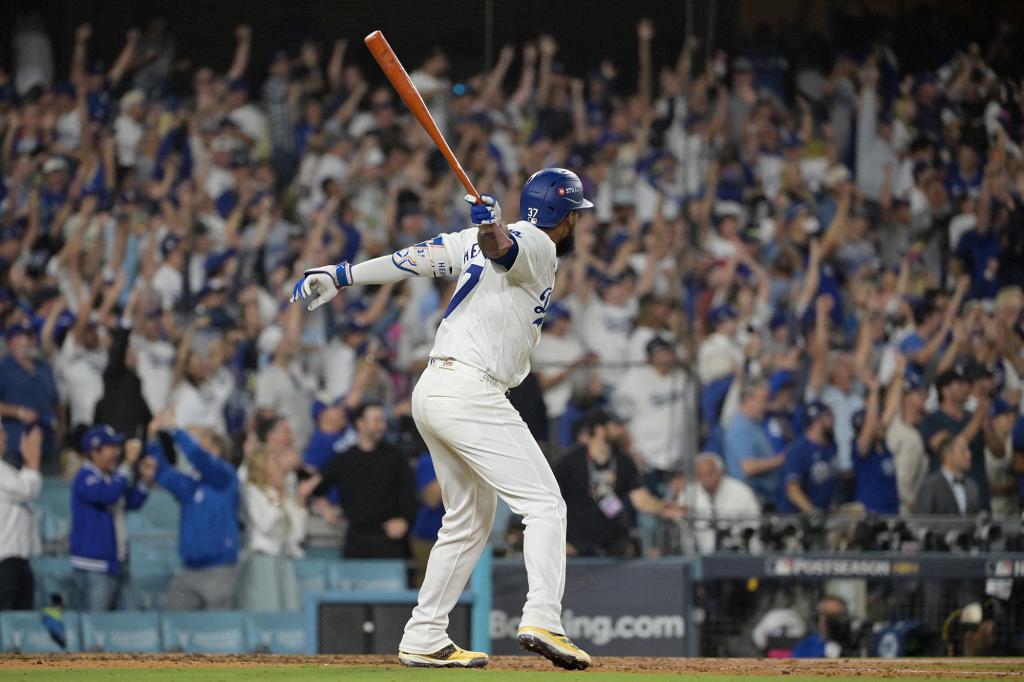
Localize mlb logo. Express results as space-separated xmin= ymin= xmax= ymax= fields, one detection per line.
xmin=557 ymin=187 xmax=566 ymax=196
xmin=994 ymin=560 xmax=1012 ymax=577
xmin=770 ymin=558 xmax=793 ymax=576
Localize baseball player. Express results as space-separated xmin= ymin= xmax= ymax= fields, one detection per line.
xmin=292 ymin=168 xmax=594 ymax=670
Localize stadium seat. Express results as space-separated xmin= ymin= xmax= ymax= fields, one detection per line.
xmin=80 ymin=612 xmax=162 ymax=653
xmin=30 ymin=556 xmax=76 ymax=610
xmin=161 ymin=611 xmax=246 ymax=653
xmin=129 ymin=555 xmax=180 ymax=611
xmin=293 ymin=558 xmax=330 ymax=594
xmin=0 ymin=611 xmax=81 ymax=653
xmin=36 ymin=478 xmax=72 ymax=544
xmin=137 ymin=489 xmax=180 ymax=532
xmin=327 ymin=559 xmax=407 ymax=592
xmin=245 ymin=612 xmax=306 ymax=653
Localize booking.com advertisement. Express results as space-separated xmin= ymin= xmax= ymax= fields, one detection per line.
xmin=490 ymin=560 xmax=688 ymax=656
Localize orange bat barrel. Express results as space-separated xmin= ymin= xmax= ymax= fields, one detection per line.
xmin=364 ymin=30 xmax=481 ymax=204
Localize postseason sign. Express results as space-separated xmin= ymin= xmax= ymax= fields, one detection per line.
xmin=490 ymin=559 xmax=688 ymax=656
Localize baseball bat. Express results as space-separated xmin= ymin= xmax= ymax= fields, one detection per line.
xmin=364 ymin=30 xmax=482 ymax=204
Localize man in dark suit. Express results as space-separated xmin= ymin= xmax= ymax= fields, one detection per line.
xmin=915 ymin=436 xmax=980 ymax=516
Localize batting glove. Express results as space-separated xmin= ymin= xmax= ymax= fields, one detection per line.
xmin=290 ymin=262 xmax=353 ymax=312
xmin=465 ymin=194 xmax=501 ymax=227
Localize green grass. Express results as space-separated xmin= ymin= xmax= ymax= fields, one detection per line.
xmin=0 ymin=667 xmax=1018 ymax=682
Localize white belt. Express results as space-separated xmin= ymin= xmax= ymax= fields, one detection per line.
xmin=427 ymin=357 xmax=509 ymax=394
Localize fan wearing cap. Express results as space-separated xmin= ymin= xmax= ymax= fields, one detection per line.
xmin=0 ymin=325 xmax=59 ymax=470
xmin=37 ymin=156 xmax=71 ymax=233
xmin=697 ymin=304 xmax=744 ymax=428
xmin=805 ymin=294 xmax=863 ymax=491
xmin=531 ymin=302 xmax=596 ymax=429
xmin=613 ymin=336 xmax=694 ymax=494
xmin=851 ymin=374 xmax=899 ymax=515
xmin=70 ymin=425 xmax=155 ymax=610
xmin=884 ymin=367 xmax=931 ymax=513
xmin=919 ymin=366 xmax=991 ymax=511
xmin=575 ymin=267 xmax=641 ymax=387
xmin=777 ymin=401 xmax=837 ymax=514
xmin=555 ymin=409 xmax=684 ymax=558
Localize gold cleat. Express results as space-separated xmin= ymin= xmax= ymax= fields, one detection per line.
xmin=517 ymin=626 xmax=592 ymax=670
xmin=398 ymin=643 xmax=489 ymax=668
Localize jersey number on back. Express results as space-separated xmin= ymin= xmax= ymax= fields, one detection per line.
xmin=443 ymin=263 xmax=484 ymax=319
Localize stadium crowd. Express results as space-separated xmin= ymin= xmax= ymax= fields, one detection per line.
xmin=1 ymin=12 xmax=1024 ymax=616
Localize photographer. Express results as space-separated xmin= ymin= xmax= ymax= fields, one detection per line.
xmin=792 ymin=595 xmax=852 ymax=658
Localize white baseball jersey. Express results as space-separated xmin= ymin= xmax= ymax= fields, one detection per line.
xmin=428 ymin=220 xmax=557 ymax=389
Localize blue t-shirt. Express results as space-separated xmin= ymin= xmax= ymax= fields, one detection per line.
xmin=777 ymin=436 xmax=836 ymax=513
xmin=411 ymin=453 xmax=444 ymax=541
xmin=955 ymin=228 xmax=1000 ymax=300
xmin=303 ymin=428 xmax=353 ymax=504
xmin=0 ymin=355 xmax=58 ymax=465
xmin=724 ymin=413 xmax=778 ymax=500
xmin=764 ymin=410 xmax=799 ymax=455
xmin=852 ymin=439 xmax=899 ymax=514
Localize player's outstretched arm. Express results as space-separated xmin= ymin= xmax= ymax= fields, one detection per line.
xmin=291 ymin=237 xmax=461 ymax=312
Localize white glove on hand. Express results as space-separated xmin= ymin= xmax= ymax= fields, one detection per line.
xmin=465 ymin=194 xmax=501 ymax=226
xmin=290 ymin=262 xmax=352 ymax=312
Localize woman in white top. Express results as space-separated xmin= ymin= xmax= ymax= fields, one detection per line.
xmin=236 ymin=446 xmax=319 ymax=611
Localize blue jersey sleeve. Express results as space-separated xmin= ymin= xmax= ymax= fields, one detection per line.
xmin=415 ymin=454 xmax=438 ymax=492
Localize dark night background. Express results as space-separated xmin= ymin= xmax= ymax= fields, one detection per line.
xmin=4 ymin=0 xmax=1024 ymax=100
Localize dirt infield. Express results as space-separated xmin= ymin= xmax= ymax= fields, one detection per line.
xmin=0 ymin=654 xmax=1020 ymax=677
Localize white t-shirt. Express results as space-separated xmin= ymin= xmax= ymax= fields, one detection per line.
xmin=614 ymin=365 xmax=694 ymax=471
xmin=319 ymin=340 xmax=357 ymax=402
xmin=205 ymin=166 xmax=235 ymax=200
xmin=531 ymin=332 xmax=587 ymax=419
xmin=113 ymin=115 xmax=144 ymax=167
xmin=172 ymin=377 xmax=230 ymax=434
xmin=698 ymin=332 xmax=743 ymax=384
xmin=430 ymin=220 xmax=557 ymax=389
xmin=132 ymin=335 xmax=176 ymax=413
xmin=151 ymin=263 xmax=183 ymax=310
xmin=55 ymin=109 xmax=81 ymax=151
xmin=58 ymin=334 xmax=108 ymax=427
xmin=229 ymin=104 xmax=269 ymax=147
xmin=578 ymin=296 xmax=638 ymax=386
xmin=679 ymin=476 xmax=761 ymax=554
xmin=256 ymin=363 xmax=315 ymax=448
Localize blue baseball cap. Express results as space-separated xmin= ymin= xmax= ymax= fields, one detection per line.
xmin=311 ymin=396 xmax=345 ymax=422
xmin=708 ymin=305 xmax=736 ymax=327
xmin=804 ymin=400 xmax=832 ymax=422
xmin=768 ymin=370 xmax=796 ymax=399
xmin=81 ymin=425 xmax=125 ymax=453
xmin=4 ymin=324 xmax=32 ymax=341
xmin=903 ymin=369 xmax=926 ymax=393
xmin=546 ymin=301 xmax=571 ymax=323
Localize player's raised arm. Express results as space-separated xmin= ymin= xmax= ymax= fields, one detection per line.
xmin=465 ymin=193 xmax=515 ymax=263
xmin=290 ymin=232 xmax=467 ymax=312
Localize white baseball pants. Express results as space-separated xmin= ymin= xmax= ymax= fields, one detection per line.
xmin=399 ymin=359 xmax=567 ymax=654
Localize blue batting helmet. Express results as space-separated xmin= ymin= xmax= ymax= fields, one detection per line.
xmin=519 ymin=168 xmax=594 ymax=229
